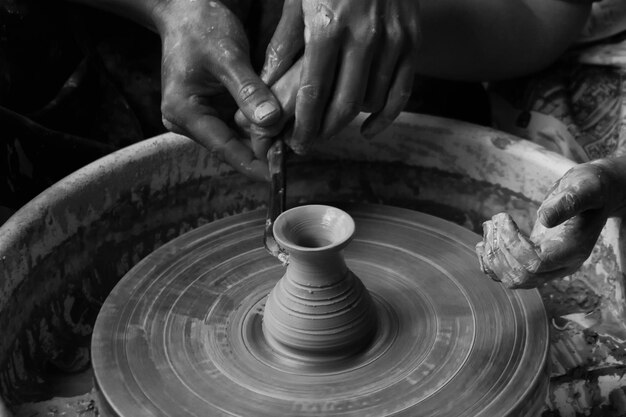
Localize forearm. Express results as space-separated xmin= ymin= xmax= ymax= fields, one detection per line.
xmin=416 ymin=0 xmax=591 ymax=80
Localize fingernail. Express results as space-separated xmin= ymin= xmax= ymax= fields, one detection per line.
xmin=290 ymin=142 xmax=310 ymax=155
xmin=537 ymin=209 xmax=552 ymax=227
xmin=255 ymin=101 xmax=279 ymax=122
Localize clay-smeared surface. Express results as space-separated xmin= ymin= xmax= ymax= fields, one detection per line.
xmin=92 ymin=204 xmax=548 ymax=417
xmin=2 ymin=113 xmax=626 ymax=415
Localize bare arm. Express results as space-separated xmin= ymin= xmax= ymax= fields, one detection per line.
xmin=417 ymin=0 xmax=591 ymax=80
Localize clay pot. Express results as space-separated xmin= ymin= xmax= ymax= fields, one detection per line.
xmin=263 ymin=205 xmax=376 ymax=356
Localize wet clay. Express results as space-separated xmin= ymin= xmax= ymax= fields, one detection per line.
xmin=263 ymin=205 xmax=376 ymax=358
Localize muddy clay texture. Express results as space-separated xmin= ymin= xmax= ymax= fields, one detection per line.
xmin=0 ymin=113 xmax=625 ymax=416
xmin=91 ymin=205 xmax=548 ymax=416
xmin=540 ymin=235 xmax=626 ymax=416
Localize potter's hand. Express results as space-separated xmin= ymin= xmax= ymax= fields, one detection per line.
xmin=475 ymin=159 xmax=626 ymax=289
xmin=256 ymin=0 xmax=420 ymax=154
xmin=158 ymin=0 xmax=281 ymax=181
xmin=234 ymin=57 xmax=302 ymax=161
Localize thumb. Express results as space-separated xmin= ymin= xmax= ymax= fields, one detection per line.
xmin=537 ymin=165 xmax=607 ymax=228
xmin=216 ymin=38 xmax=282 ymax=127
xmin=538 ymin=186 xmax=604 ymax=228
xmin=234 ymin=57 xmax=304 ymax=159
xmin=260 ymin=0 xmax=305 ymax=86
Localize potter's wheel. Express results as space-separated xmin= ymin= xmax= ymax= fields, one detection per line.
xmin=91 ymin=204 xmax=549 ymax=416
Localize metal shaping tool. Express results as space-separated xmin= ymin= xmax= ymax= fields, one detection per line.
xmin=264 ymin=140 xmax=288 ymax=263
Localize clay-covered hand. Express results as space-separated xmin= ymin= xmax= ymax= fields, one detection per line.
xmin=254 ymin=0 xmax=420 ymax=154
xmin=475 ymin=159 xmax=626 ymax=289
xmin=234 ymin=57 xmax=303 ymax=161
xmin=156 ymin=0 xmax=281 ymax=181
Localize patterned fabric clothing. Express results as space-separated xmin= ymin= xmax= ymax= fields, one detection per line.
xmin=489 ymin=0 xmax=626 ymax=162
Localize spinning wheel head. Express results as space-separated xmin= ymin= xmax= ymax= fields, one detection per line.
xmin=92 ymin=204 xmax=549 ymax=417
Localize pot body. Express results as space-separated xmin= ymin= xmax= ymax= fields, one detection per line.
xmin=263 ymin=205 xmax=376 ymax=356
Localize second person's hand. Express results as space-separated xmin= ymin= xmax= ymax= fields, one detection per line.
xmin=476 ymin=158 xmax=626 ymax=288
xmin=258 ymin=0 xmax=421 ymax=154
